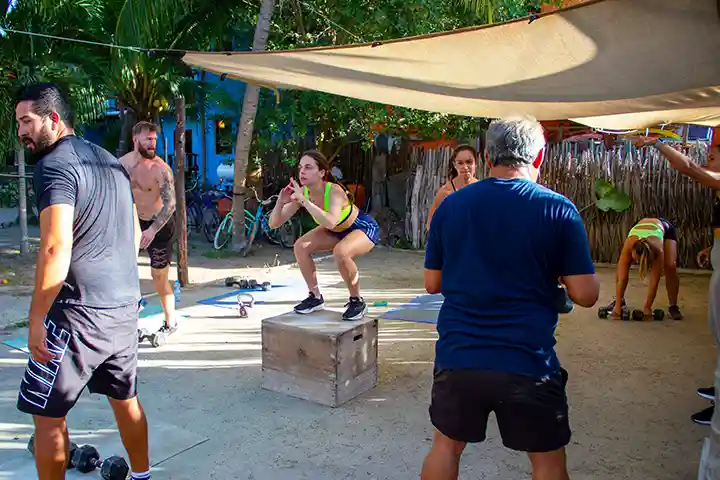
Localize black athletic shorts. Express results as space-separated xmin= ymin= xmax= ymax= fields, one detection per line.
xmin=17 ymin=302 xmax=139 ymax=418
xmin=139 ymin=216 xmax=176 ymax=269
xmin=429 ymin=367 xmax=570 ymax=453
xmin=658 ymin=217 xmax=677 ymax=242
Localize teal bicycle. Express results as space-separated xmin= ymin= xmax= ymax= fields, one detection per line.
xmin=213 ymin=186 xmax=299 ymax=255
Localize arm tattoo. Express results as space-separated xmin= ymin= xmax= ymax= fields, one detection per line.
xmin=151 ymin=167 xmax=176 ymax=231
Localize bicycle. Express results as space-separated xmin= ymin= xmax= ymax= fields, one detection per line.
xmin=213 ymin=187 xmax=299 ymax=254
xmin=185 ymin=177 xmax=203 ymax=236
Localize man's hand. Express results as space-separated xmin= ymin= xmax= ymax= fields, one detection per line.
xmin=28 ymin=321 xmax=54 ymax=364
xmin=139 ymin=227 xmax=157 ymax=250
xmin=698 ymin=246 xmax=712 ymax=268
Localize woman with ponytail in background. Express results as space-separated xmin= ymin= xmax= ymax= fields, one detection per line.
xmin=613 ymin=217 xmax=683 ymax=320
xmin=426 ymin=145 xmax=479 ymax=229
xmin=268 ymin=150 xmax=379 ymax=321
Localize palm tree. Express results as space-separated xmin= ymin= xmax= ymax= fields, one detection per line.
xmin=0 ymin=0 xmax=110 ymax=162
xmin=230 ymin=0 xmax=276 ymax=253
xmin=454 ymin=0 xmax=502 ymax=23
xmin=107 ymin=0 xmax=257 ymax=156
xmin=455 ymin=0 xmax=557 ymax=23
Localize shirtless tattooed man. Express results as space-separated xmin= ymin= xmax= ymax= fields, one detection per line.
xmin=120 ymin=122 xmax=177 ymax=332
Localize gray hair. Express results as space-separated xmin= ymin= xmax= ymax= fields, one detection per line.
xmin=485 ymin=116 xmax=546 ymax=167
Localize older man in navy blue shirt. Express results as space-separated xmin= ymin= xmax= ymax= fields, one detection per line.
xmin=420 ymin=117 xmax=599 ymax=480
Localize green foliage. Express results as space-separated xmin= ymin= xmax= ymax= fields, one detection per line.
xmin=591 ymin=178 xmax=632 ymax=213
xmin=0 ymin=181 xmax=19 ymax=208
xmin=0 ymin=0 xmax=257 ymax=158
xmin=0 ymin=0 xmax=110 ymax=160
xmin=594 ymin=178 xmax=614 ymax=199
xmin=108 ymin=0 xmax=253 ymax=121
xmin=0 ymin=0 xmax=555 ymax=163
xmin=248 ymin=0 xmax=506 ymax=160
xmin=455 ymin=0 xmax=565 ymax=23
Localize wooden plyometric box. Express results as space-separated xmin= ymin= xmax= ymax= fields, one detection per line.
xmin=261 ymin=310 xmax=379 ymax=407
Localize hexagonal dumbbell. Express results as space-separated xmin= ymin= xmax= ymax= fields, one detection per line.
xmin=598 ymin=306 xmax=629 ymax=320
xmin=71 ymin=445 xmax=129 ymax=480
xmin=631 ymin=309 xmax=665 ymax=321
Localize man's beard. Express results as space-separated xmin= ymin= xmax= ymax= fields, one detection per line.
xmin=21 ymin=125 xmax=53 ymax=153
xmin=138 ymin=146 xmax=155 ymax=159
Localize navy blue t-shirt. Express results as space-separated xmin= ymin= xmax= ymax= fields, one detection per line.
xmin=424 ymin=177 xmax=594 ymax=379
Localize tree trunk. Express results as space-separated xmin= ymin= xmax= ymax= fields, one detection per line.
xmin=371 ymin=153 xmax=387 ymax=213
xmin=174 ymin=98 xmax=189 ymax=286
xmin=199 ymin=71 xmax=208 ymax=187
xmin=15 ymin=146 xmax=29 ymax=256
xmin=116 ymin=108 xmax=135 ymax=158
xmin=230 ymin=0 xmax=276 ymax=252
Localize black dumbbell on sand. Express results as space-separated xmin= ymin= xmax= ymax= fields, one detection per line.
xmin=597 ymin=297 xmax=630 ymax=320
xmin=71 ymin=444 xmax=129 ymax=480
xmin=631 ymin=309 xmax=665 ymax=321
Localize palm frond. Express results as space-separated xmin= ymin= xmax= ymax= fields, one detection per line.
xmin=453 ymin=0 xmax=499 ymax=23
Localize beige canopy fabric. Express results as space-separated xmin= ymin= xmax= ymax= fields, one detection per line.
xmin=182 ymin=0 xmax=720 ymax=130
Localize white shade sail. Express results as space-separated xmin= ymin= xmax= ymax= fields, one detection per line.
xmin=182 ymin=0 xmax=720 ymax=129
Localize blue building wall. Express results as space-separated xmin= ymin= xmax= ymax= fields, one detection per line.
xmin=157 ymin=72 xmax=247 ymax=186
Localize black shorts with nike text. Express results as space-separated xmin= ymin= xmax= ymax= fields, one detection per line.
xmin=17 ymin=302 xmax=139 ymax=418
xmin=429 ymin=367 xmax=570 ymax=453
xmin=140 ymin=216 xmax=176 ymax=269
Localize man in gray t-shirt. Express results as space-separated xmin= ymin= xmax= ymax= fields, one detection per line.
xmin=15 ymin=83 xmax=152 ymax=480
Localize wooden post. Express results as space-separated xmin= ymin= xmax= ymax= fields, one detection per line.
xmin=174 ymin=97 xmax=189 ymax=286
xmin=15 ymin=146 xmax=29 ymax=256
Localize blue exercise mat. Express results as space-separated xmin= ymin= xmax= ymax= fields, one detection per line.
xmin=379 ymin=294 xmax=444 ymax=324
xmin=2 ymin=337 xmax=30 ymax=354
xmin=198 ymin=279 xmax=307 ymax=310
xmin=139 ymin=305 xmax=166 ymax=318
xmin=3 ymin=307 xmax=188 ymax=355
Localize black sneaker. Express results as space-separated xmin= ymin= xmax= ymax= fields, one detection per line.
xmin=669 ymin=305 xmax=683 ymax=320
xmin=342 ymin=297 xmax=367 ymax=321
xmin=692 ymin=405 xmax=714 ymax=425
xmin=698 ymin=386 xmax=715 ymax=401
xmin=294 ymin=293 xmax=325 ymax=314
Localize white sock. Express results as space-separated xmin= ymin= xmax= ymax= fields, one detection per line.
xmin=132 ymin=471 xmax=151 ymax=480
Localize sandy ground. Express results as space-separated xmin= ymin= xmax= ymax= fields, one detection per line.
xmin=0 ymin=243 xmax=717 ymax=479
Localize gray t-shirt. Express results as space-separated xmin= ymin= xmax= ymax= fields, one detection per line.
xmin=33 ymin=135 xmax=140 ymax=308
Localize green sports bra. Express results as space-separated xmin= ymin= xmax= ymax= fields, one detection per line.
xmin=303 ymin=183 xmax=353 ymax=226
xmin=628 ymin=222 xmax=664 ymax=241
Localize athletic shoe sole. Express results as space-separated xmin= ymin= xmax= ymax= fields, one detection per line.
xmin=294 ymin=304 xmax=325 ymax=314
xmin=343 ymin=305 xmax=368 ymax=321
xmin=698 ymin=391 xmax=715 ymax=401
xmin=693 ymin=417 xmax=712 ymax=426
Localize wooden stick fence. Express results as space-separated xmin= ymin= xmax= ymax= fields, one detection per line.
xmin=405 ymin=146 xmax=453 ymax=248
xmin=405 ymin=142 xmax=712 ymax=268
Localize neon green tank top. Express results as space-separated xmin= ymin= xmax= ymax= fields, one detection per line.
xmin=303 ymin=183 xmax=353 ymax=226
